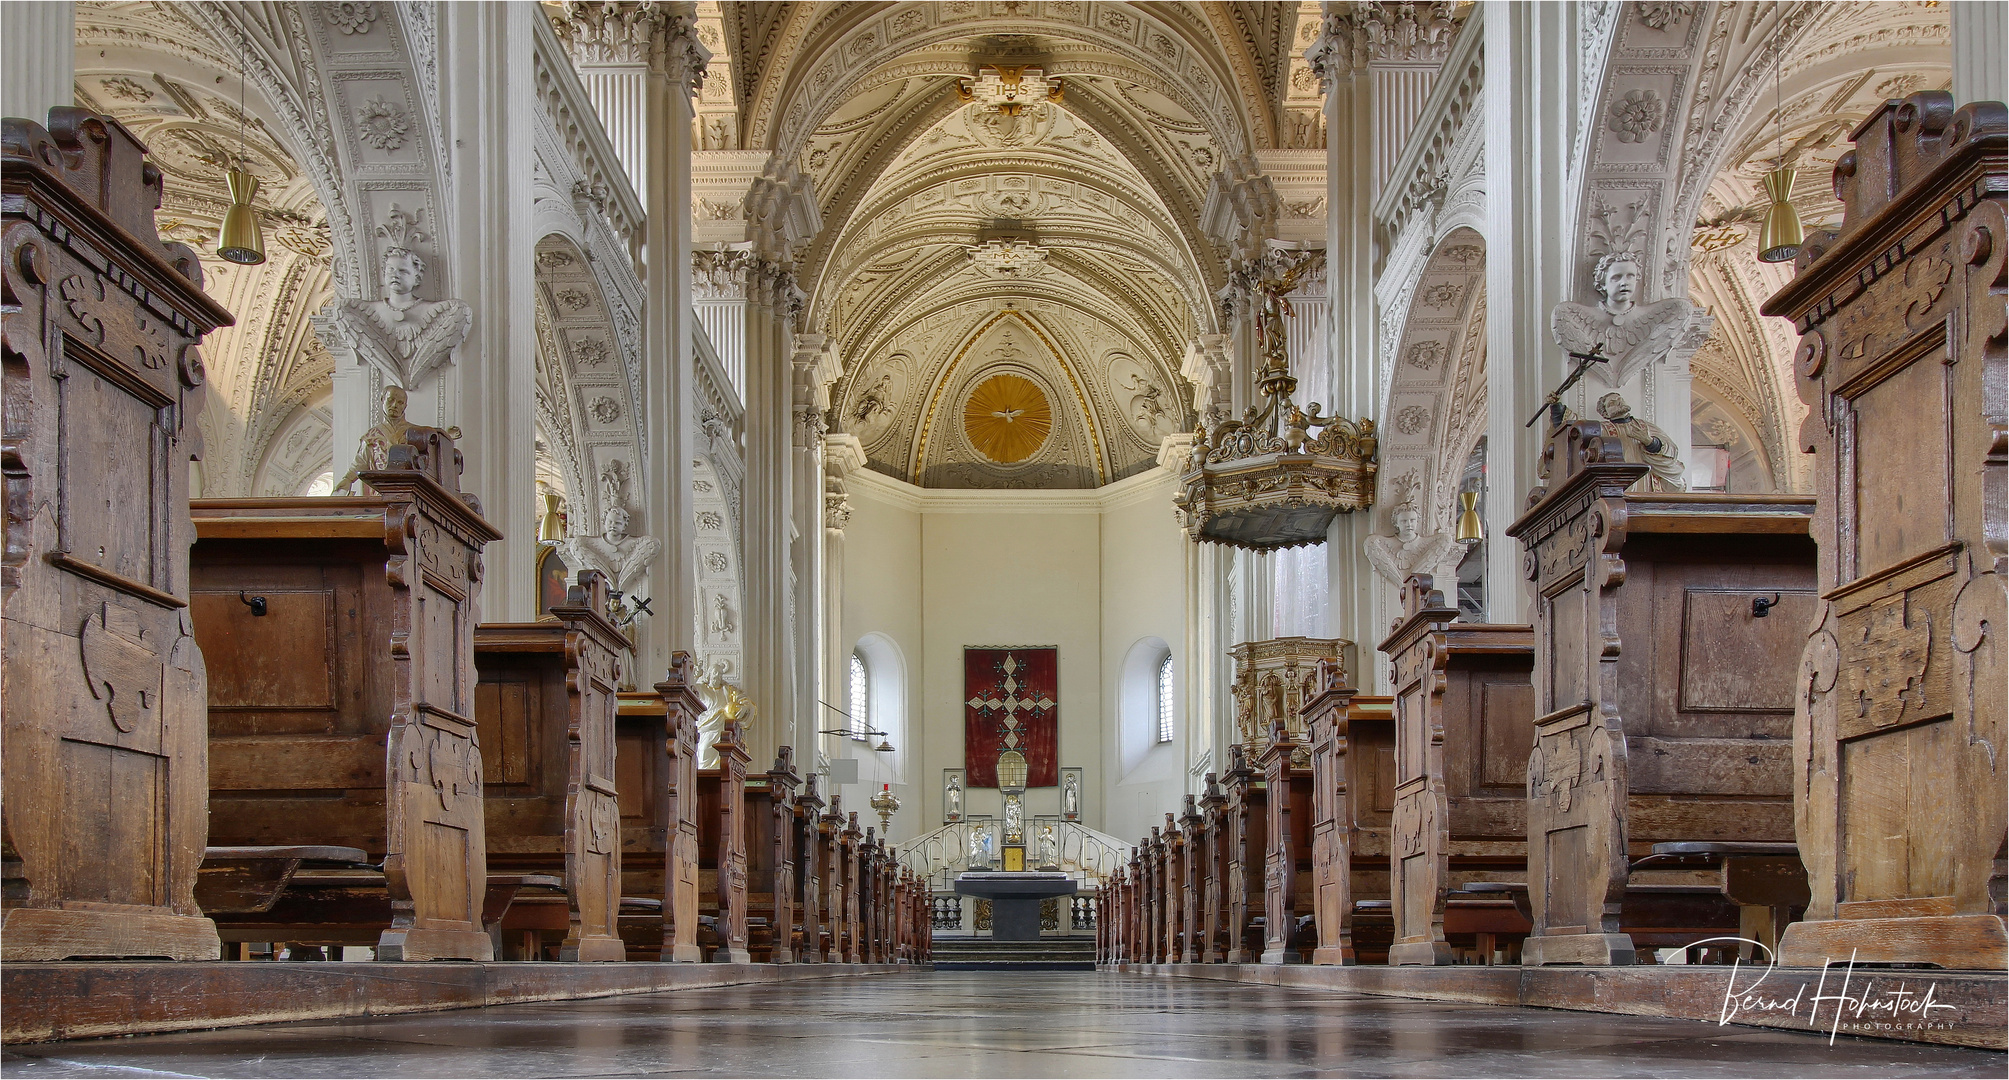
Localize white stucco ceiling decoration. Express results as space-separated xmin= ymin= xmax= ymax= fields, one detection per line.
xmin=819 ymin=98 xmax=1204 ymax=490
xmin=1684 ymin=0 xmax=1949 ymax=496
xmin=74 ymin=1 xmax=337 ymax=500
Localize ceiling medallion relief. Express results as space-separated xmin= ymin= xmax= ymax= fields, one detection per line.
xmin=962 ymin=373 xmax=1052 ymax=464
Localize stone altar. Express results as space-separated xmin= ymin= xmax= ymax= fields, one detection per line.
xmin=954 ymin=872 xmax=1077 ymax=942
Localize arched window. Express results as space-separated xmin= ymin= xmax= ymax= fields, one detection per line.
xmin=1156 ymin=654 xmax=1175 ymax=743
xmin=848 ymin=652 xmax=869 ymax=740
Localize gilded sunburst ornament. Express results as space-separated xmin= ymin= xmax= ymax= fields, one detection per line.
xmin=963 ymin=374 xmax=1052 ymax=464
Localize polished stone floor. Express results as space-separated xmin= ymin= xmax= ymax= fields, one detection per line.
xmin=5 ymin=972 xmax=2003 ymax=1078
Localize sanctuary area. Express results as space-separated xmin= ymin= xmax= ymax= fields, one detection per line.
xmin=1 ymin=2 xmax=2005 ymax=1077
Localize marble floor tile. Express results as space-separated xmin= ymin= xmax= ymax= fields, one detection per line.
xmin=4 ymin=972 xmax=2003 ymax=1078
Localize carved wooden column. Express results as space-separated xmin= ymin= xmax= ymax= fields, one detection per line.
xmin=1222 ymin=745 xmax=1265 ymax=963
xmin=657 ymin=654 xmax=705 ymax=961
xmin=1260 ymin=723 xmax=1308 ymax=964
xmin=1302 ymin=658 xmax=1359 ymax=964
xmin=793 ymin=774 xmax=825 ymax=962
xmin=764 ymin=747 xmax=801 ymax=963
xmin=1198 ymin=775 xmax=1229 ymax=963
xmin=1161 ymin=814 xmax=1184 ymax=963
xmin=1505 ymin=422 xmax=1646 ymax=966
xmin=553 ymin=571 xmax=632 ymax=961
xmin=1179 ymin=795 xmax=1205 ymax=963
xmin=1764 ymin=93 xmax=2008 ymax=969
xmin=842 ymin=811 xmax=864 ymax=963
xmin=1383 ymin=577 xmax=1458 ymax=966
xmin=1 ymin=108 xmax=231 ymax=961
xmin=709 ymin=720 xmax=752 ymax=962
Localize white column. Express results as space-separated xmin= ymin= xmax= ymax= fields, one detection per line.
xmin=788 ymin=334 xmax=836 ymax=761
xmin=439 ymin=2 xmax=540 ymax=622
xmin=740 ymin=262 xmax=796 ymax=763
xmin=822 ymin=435 xmax=866 ymax=778
xmin=1482 ymin=0 xmax=1578 ymax=624
xmin=3 ymin=2 xmax=72 ymax=121
xmin=1953 ymin=2 xmax=2008 ymax=106
xmin=555 ymin=2 xmax=706 ymax=677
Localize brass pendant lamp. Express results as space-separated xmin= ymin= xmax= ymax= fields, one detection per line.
xmin=216 ymin=63 xmax=265 ymax=265
xmin=1756 ymin=25 xmax=1802 ymax=264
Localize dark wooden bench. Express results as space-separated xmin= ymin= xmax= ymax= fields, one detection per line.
xmin=694 ymin=723 xmax=751 ymax=963
xmin=189 ymin=433 xmax=504 ymax=961
xmin=744 ymin=748 xmax=801 ymax=962
xmin=474 ymin=571 xmax=630 ymax=961
xmin=612 ymin=655 xmax=704 ymax=961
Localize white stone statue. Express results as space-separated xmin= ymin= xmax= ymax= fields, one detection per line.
xmin=968 ymin=824 xmax=985 ymax=865
xmin=1038 ymin=823 xmax=1058 ymax=868
xmin=710 ymin=593 xmax=735 ymax=636
xmin=333 ymin=218 xmax=472 ymax=388
xmin=1554 ymin=392 xmax=1688 ymax=492
xmin=1364 ymin=502 xmax=1460 ymax=590
xmin=561 ymin=506 xmax=660 ymax=595
xmin=1004 ymin=794 xmax=1022 ymax=840
xmin=1061 ymin=772 xmax=1079 ymax=818
xmin=336 ymin=385 xmax=417 ymax=493
xmin=691 ymin=658 xmax=744 ymax=769
xmin=945 ymin=774 xmax=963 ymax=820
xmin=1549 ymin=251 xmax=1710 ymax=385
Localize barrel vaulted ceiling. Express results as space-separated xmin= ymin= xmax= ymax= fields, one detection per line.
xmin=710 ymin=1 xmax=1315 ymax=489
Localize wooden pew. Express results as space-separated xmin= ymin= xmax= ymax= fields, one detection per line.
xmin=1160 ymin=814 xmax=1185 ymax=962
xmin=1 ymin=108 xmax=233 ymax=961
xmin=1763 ymin=91 xmax=2007 ymax=970
xmin=1197 ymin=775 xmax=1230 ymax=962
xmin=1221 ymin=746 xmax=1267 ymax=962
xmin=815 ymin=795 xmax=847 ymax=962
xmin=613 ymin=655 xmax=703 ymax=961
xmin=1260 ymin=721 xmax=1316 ymax=963
xmin=695 ymin=722 xmax=752 ymax=963
xmin=1179 ymin=795 xmax=1205 ymax=963
xmin=858 ymin=830 xmax=880 ymax=963
xmin=190 ymin=429 xmax=503 ymax=961
xmin=1506 ymin=421 xmax=1816 ymax=965
xmin=790 ymin=775 xmax=826 ymax=962
xmin=840 ymin=811 xmax=864 ymax=963
xmin=474 ymin=571 xmax=629 ymax=961
xmin=1379 ymin=576 xmax=1536 ymax=965
xmin=1302 ymin=679 xmax=1399 ymax=965
xmin=744 ymin=748 xmax=801 ymax=962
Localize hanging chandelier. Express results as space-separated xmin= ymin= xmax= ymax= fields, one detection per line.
xmin=1174 ymin=251 xmax=1377 ymax=551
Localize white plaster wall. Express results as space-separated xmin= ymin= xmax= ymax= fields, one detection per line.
xmin=837 ymin=470 xmax=1188 ymax=849
xmin=832 ymin=486 xmax=923 ymax=840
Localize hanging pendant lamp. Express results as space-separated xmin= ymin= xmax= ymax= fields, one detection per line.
xmin=216 ymin=62 xmax=265 ymax=266
xmin=217 ymin=166 xmax=265 ymax=265
xmin=1454 ymin=489 xmax=1484 ymax=545
xmin=1756 ymin=165 xmax=1802 ymax=263
xmin=1756 ymin=21 xmax=1800 ymax=264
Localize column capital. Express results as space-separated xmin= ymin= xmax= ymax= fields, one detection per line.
xmin=549 ymin=1 xmax=710 ymax=93
xmin=1306 ymin=3 xmax=1460 ymax=91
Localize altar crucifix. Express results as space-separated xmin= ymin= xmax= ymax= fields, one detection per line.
xmin=963 ymin=647 xmax=1059 ymax=788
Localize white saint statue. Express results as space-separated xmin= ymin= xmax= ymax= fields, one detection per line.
xmin=945 ymin=774 xmax=963 ymax=821
xmin=561 ymin=506 xmax=661 ymax=596
xmin=1364 ymin=503 xmax=1460 ymax=590
xmin=1061 ymin=773 xmax=1080 ymax=818
xmin=1549 ymin=392 xmax=1688 ymax=492
xmin=1038 ymin=823 xmax=1058 ymax=868
xmin=333 ymin=214 xmax=472 ymax=388
xmin=1550 ymin=251 xmax=1710 ymax=385
xmin=691 ymin=658 xmax=744 ymax=769
xmin=968 ymin=824 xmax=986 ymax=866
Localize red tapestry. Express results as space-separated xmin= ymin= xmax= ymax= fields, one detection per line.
xmin=963 ymin=647 xmax=1059 ymax=788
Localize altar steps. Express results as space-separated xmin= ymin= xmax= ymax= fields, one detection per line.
xmin=930 ymin=936 xmax=1096 ymax=971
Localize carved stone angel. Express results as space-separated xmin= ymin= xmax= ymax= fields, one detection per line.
xmin=561 ymin=506 xmax=661 ymax=595
xmin=1549 ymin=251 xmax=1710 ymax=383
xmin=1364 ymin=502 xmax=1460 ymax=590
xmin=691 ymin=658 xmax=747 ymax=769
xmin=333 ymin=243 xmax=472 ymax=388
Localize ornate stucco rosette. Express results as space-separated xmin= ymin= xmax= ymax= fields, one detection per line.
xmin=1174 ymin=419 xmax=1379 ymax=551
